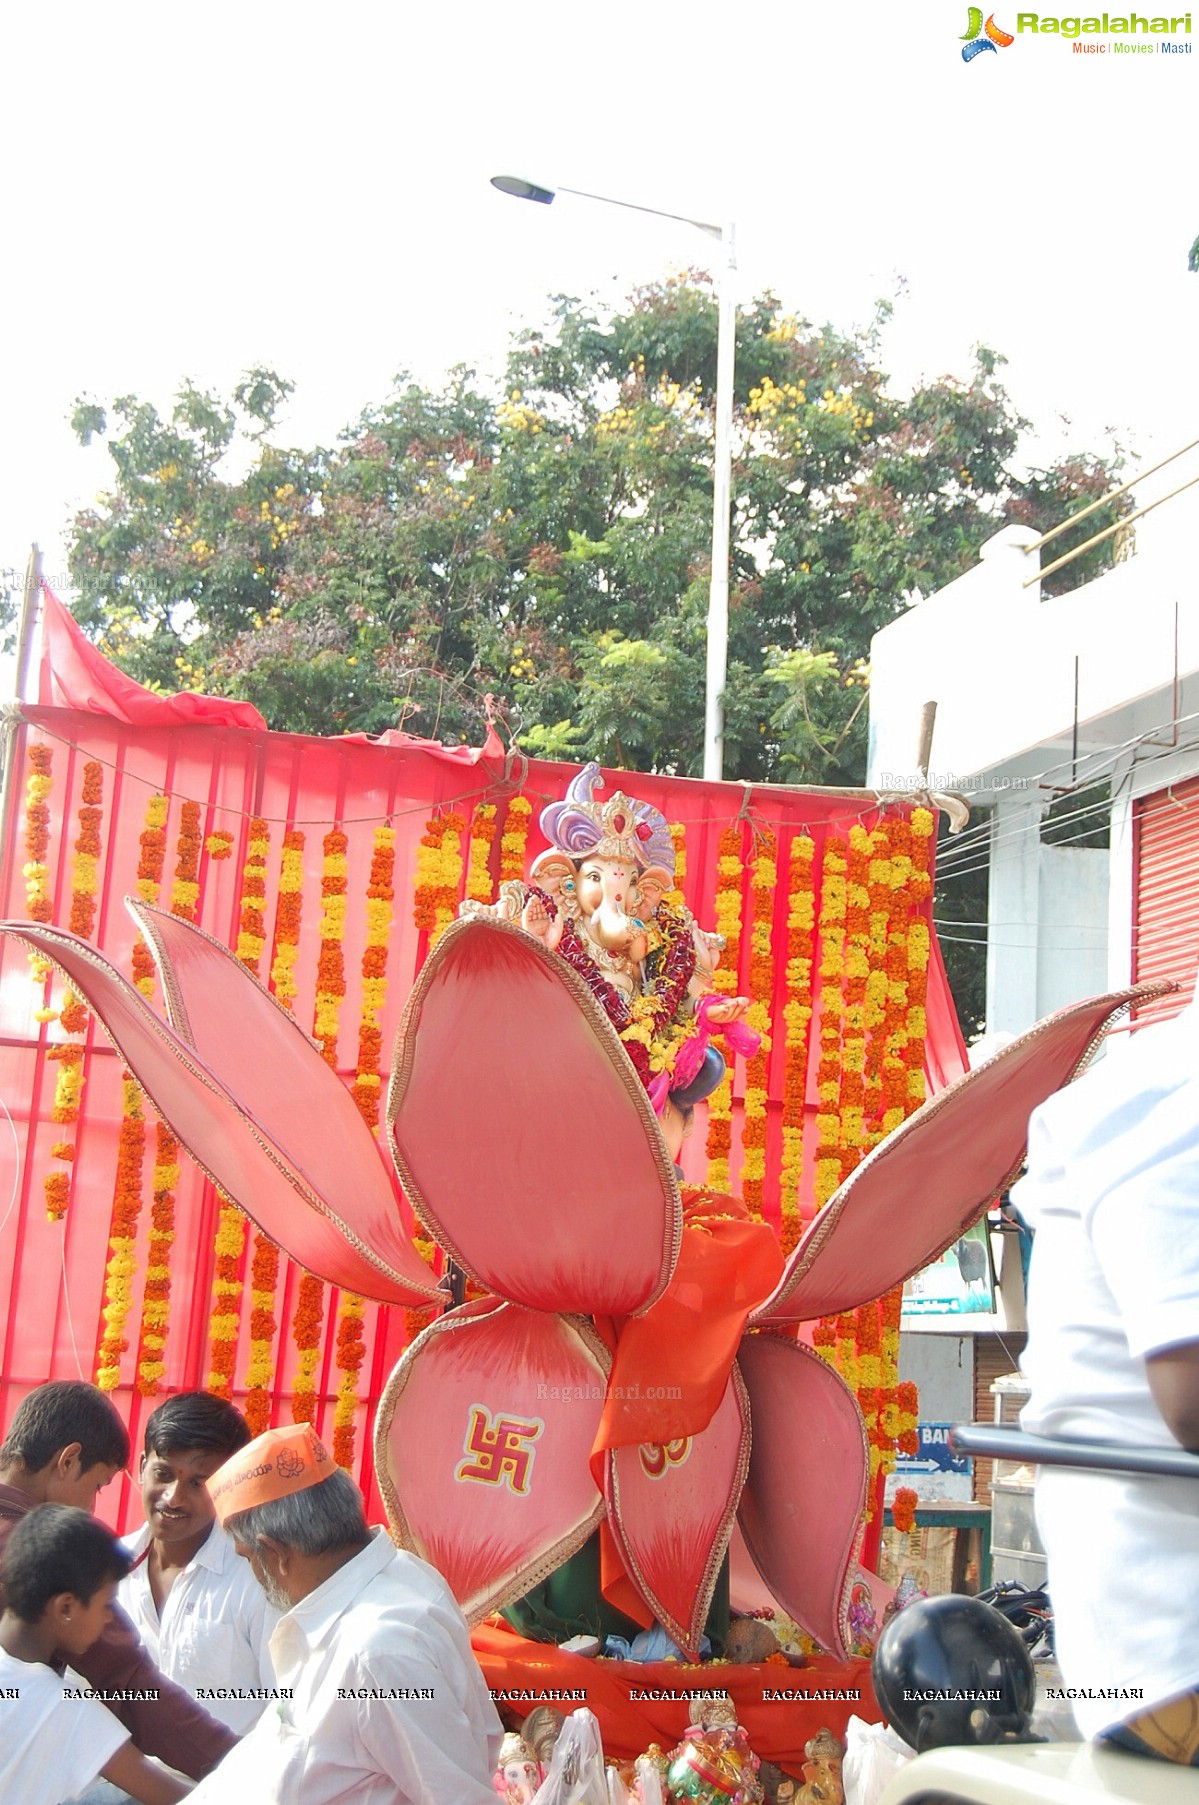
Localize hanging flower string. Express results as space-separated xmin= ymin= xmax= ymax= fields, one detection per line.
xmin=705 ymin=826 xmax=744 ymax=1190
xmin=332 ymin=1292 xmax=366 ymax=1468
xmin=338 ymin=822 xmax=400 ymax=1462
xmin=136 ymin=1127 xmax=180 ymax=1397
xmin=170 ymin=800 xmax=203 ymax=920
xmin=207 ymin=1197 xmax=246 ymax=1400
xmin=293 ymin=826 xmax=353 ymax=1424
xmin=812 ymin=833 xmax=848 ymax=1212
xmin=129 ymin=792 xmax=174 ymax=1395
xmin=235 ymin=818 xmax=270 ymax=969
xmin=43 ymin=764 xmax=105 ymax=1217
xmin=22 ymin=743 xmax=55 ymax=939
xmin=314 ymin=827 xmax=349 ymax=1064
xmin=465 ymin=804 xmax=497 ymax=905
xmin=739 ymin=829 xmax=776 ymax=1223
xmin=778 ymin=834 xmax=816 ymax=1258
xmin=837 ymin=825 xmax=873 ymax=1189
xmin=230 ymin=818 xmax=279 ymax=1429
xmin=132 ymin=796 xmax=169 ymax=995
xmin=498 ymin=795 xmax=533 ymax=883
xmin=291 ymin=1273 xmax=325 ymax=1426
xmin=667 ymin=821 xmax=687 ymax=909
xmin=256 ymin=827 xmax=324 ymax=1429
xmin=95 ymin=1075 xmax=146 ymax=1391
xmin=270 ymin=829 xmax=305 ymax=1007
xmin=244 ymin=1233 xmax=280 ymax=1435
xmin=351 ymin=826 xmax=397 ymax=1128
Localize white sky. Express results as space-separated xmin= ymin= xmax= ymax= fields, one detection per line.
xmin=2 ymin=0 xmax=1196 ymax=604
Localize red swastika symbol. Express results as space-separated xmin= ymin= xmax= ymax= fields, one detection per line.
xmin=455 ymin=1406 xmax=544 ymax=1495
xmin=638 ymin=1437 xmax=692 ymax=1480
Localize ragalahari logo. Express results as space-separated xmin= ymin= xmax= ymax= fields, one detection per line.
xmin=961 ymin=7 xmax=1016 ymax=55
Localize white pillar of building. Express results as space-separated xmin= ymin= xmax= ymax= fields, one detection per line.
xmin=986 ymin=793 xmax=1047 ymax=1035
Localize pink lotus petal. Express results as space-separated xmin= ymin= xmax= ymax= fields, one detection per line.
xmin=375 ymin=1301 xmax=609 ymax=1620
xmin=754 ymin=983 xmax=1169 ymax=1324
xmin=388 ymin=918 xmax=681 ymax=1316
xmin=604 ymin=1364 xmax=750 ymax=1659
xmin=3 ymin=917 xmax=439 ymax=1307
xmin=736 ymin=1333 xmax=868 ymax=1658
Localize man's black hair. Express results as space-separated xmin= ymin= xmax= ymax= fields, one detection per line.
xmin=142 ymin=1391 xmax=251 ymax=1462
xmin=0 ymin=1504 xmax=131 ymax=1621
xmin=0 ymin=1381 xmax=129 ymax=1474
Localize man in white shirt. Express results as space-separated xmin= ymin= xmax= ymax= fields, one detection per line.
xmin=119 ymin=1392 xmax=278 ymax=1735
xmin=187 ymin=1422 xmax=502 ymax=1804
xmin=1018 ymin=998 xmax=1199 ymax=1763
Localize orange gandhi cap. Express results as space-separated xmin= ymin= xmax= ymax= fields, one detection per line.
xmin=208 ymin=1422 xmax=333 ymax=1525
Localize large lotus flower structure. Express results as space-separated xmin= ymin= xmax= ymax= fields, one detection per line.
xmin=2 ymin=902 xmax=1157 ymax=1659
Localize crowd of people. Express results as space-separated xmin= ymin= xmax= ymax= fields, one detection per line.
xmin=0 ymin=1382 xmax=501 ymax=1804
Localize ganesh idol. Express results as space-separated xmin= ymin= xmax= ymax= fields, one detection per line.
xmin=461 ymin=762 xmax=759 ymax=1144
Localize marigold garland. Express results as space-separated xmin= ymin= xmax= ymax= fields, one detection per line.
xmin=43 ymin=763 xmax=106 ymax=1219
xmin=332 ymin=1292 xmax=366 ymax=1467
xmin=207 ymin=1197 xmax=247 ymax=1399
xmin=498 ymin=795 xmax=533 ymax=883
xmin=95 ymin=1077 xmax=147 ymax=1391
xmin=235 ymin=818 xmax=270 ymax=972
xmin=465 ymin=805 xmax=497 ymax=905
xmin=22 ymin=744 xmax=54 ymax=943
xmin=892 ymin=1486 xmax=919 ymax=1535
xmin=705 ymin=826 xmax=744 ymax=1189
xmin=291 ymin=1272 xmax=326 ymax=1424
xmin=243 ymin=1230 xmax=280 ymax=1434
xmin=836 ymin=825 xmax=873 ymax=1188
xmin=136 ymin=1124 xmax=180 ymax=1396
xmin=170 ymin=799 xmax=203 ymax=921
xmin=227 ymin=815 xmax=280 ymax=1418
xmin=806 ymin=811 xmax=936 ymax=1504
xmin=351 ymin=827 xmax=397 ymax=1128
xmin=260 ymin=831 xmax=327 ymax=1424
xmin=667 ymin=822 xmax=687 ymax=909
xmin=132 ymin=796 xmax=169 ymax=996
xmin=313 ymin=828 xmax=349 ymax=1065
xmin=270 ymin=829 xmax=306 ymax=1006
xmin=812 ymin=834 xmax=848 ymax=1212
xmin=413 ymin=811 xmax=465 ymax=947
xmin=779 ymin=835 xmax=816 ymax=1257
xmin=739 ymin=830 xmax=776 ymax=1222
xmin=128 ymin=796 xmax=174 ymax=1392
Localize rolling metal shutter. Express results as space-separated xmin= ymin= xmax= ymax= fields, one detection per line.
xmin=1133 ymin=775 xmax=1199 ymax=1023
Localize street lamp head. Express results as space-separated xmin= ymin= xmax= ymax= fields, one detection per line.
xmin=490 ymin=174 xmax=556 ymax=205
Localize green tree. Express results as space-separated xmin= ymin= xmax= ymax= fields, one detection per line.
xmin=66 ymin=279 xmax=1131 ymax=787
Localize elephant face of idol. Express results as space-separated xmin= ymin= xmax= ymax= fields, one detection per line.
xmin=531 ymin=851 xmax=673 ymax=955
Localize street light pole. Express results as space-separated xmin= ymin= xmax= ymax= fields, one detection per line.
xmin=491 ymin=175 xmax=736 ymax=781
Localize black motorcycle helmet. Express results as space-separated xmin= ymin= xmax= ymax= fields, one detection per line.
xmin=871 ymin=1594 xmax=1037 ymax=1752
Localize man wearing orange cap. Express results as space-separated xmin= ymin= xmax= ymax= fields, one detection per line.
xmin=187 ymin=1423 xmax=501 ymax=1804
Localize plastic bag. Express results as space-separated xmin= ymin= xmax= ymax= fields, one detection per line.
xmin=841 ymin=1714 xmax=914 ymax=1805
xmin=530 ymin=1708 xmax=608 ymax=1805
